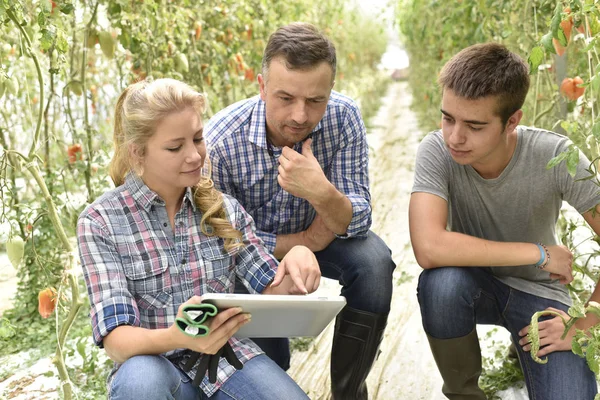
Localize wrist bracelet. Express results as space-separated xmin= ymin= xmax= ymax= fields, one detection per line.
xmin=537 ymin=243 xmax=550 ymax=270
xmin=534 ymin=244 xmax=545 ymax=267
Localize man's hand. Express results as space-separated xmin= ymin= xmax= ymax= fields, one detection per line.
xmin=269 ymin=245 xmax=321 ymax=294
xmin=517 ymin=307 xmax=574 ymax=357
xmin=543 ymin=245 xmax=573 ymax=284
xmin=303 ymin=214 xmax=336 ymax=252
xmin=277 ymin=139 xmax=328 ymax=202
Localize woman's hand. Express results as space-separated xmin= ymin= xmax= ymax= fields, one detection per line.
xmin=170 ymin=296 xmax=250 ymax=354
xmin=268 ymin=245 xmax=321 ymax=295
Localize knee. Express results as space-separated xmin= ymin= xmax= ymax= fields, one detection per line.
xmin=417 ymin=268 xmax=475 ymax=316
xmin=110 ymin=355 xmax=181 ymax=399
xmin=346 ymin=233 xmax=396 ymax=280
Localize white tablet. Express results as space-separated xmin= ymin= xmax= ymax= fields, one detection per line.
xmin=201 ymin=293 xmax=346 ymax=338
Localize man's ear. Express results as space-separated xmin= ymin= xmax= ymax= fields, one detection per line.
xmin=505 ymin=109 xmax=523 ymax=134
xmin=258 ymin=73 xmax=266 ymax=101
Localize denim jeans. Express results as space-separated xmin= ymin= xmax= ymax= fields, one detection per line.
xmin=417 ymin=267 xmax=598 ymax=400
xmin=235 ymin=230 xmax=396 ymax=369
xmin=108 ymin=354 xmax=309 ymax=399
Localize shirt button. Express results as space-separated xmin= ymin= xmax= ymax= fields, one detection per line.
xmin=163 ymin=222 xmax=168 ymax=227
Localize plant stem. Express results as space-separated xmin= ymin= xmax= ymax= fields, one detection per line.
xmin=6 ymin=9 xmax=44 ymax=159
xmin=82 ymin=2 xmax=100 ymax=203
xmin=25 ymin=160 xmax=82 ymax=400
xmin=44 ymin=64 xmax=55 ymax=195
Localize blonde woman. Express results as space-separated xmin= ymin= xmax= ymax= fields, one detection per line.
xmin=77 ymin=78 xmax=319 ymax=400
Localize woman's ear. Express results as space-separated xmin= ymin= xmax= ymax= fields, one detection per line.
xmin=129 ymin=143 xmax=145 ymax=175
xmin=129 ymin=143 xmax=143 ymax=161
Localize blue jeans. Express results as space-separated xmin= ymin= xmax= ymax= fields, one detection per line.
xmin=235 ymin=231 xmax=396 ymax=369
xmin=108 ymin=354 xmax=309 ymax=399
xmin=417 ymin=267 xmax=597 ymax=400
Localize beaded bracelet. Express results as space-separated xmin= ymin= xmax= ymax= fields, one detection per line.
xmin=534 ymin=244 xmax=545 ymax=267
xmin=537 ymin=243 xmax=550 ymax=270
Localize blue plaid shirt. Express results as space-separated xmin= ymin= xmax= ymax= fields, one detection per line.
xmin=77 ymin=174 xmax=277 ymax=396
xmin=205 ymin=91 xmax=371 ymax=252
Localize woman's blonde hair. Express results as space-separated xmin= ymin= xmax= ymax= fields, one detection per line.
xmin=109 ymin=78 xmax=242 ymax=251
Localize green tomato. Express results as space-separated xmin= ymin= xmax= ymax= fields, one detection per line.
xmin=98 ymin=31 xmax=116 ymax=59
xmin=6 ymin=236 xmax=25 ymax=269
xmin=175 ymin=53 xmax=189 ymax=74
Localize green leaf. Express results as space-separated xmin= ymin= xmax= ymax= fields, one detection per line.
xmin=59 ymin=3 xmax=74 ymax=14
xmin=37 ymin=11 xmax=46 ymax=28
xmin=0 ymin=325 xmax=14 ymax=338
xmin=528 ymin=46 xmax=544 ymax=74
xmin=76 ymin=340 xmax=87 ymax=359
xmin=546 ymin=151 xmax=568 ymax=169
xmin=569 ymin=298 xmax=587 ymax=318
xmin=557 ymin=27 xmax=568 ymax=46
xmin=541 ymin=32 xmax=555 ymax=54
xmin=40 ymin=28 xmax=56 ymax=51
xmin=572 ymin=336 xmax=584 ymax=356
xmin=561 ymin=120 xmax=576 ymax=135
xmin=586 ymin=345 xmax=599 ymax=375
xmin=528 ymin=311 xmax=549 ymax=364
xmin=567 ymin=148 xmax=580 ymax=177
xmin=582 ymin=36 xmax=600 ymax=52
xmin=586 ymin=301 xmax=600 ymax=319
xmin=592 ymin=73 xmax=600 ymax=94
xmin=39 ymin=0 xmax=51 ymax=13
xmin=56 ymin=30 xmax=68 ymax=53
xmin=591 ymin=122 xmax=600 ymax=142
xmin=551 ymin=3 xmax=562 ymax=39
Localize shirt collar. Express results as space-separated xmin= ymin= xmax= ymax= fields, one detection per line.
xmin=248 ymin=97 xmax=324 ymax=149
xmin=124 ymin=173 xmax=197 ymax=212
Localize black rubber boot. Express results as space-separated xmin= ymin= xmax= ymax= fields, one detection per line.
xmin=426 ymin=328 xmax=487 ymax=399
xmin=330 ymin=306 xmax=388 ymax=400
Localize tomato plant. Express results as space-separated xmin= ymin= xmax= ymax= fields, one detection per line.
xmin=0 ymin=0 xmax=388 ymax=397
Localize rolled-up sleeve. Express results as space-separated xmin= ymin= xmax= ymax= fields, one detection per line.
xmin=330 ymin=105 xmax=371 ymax=238
xmin=77 ymin=214 xmax=139 ymax=347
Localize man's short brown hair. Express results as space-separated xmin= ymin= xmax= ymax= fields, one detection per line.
xmin=439 ymin=43 xmax=530 ymax=124
xmin=262 ymin=22 xmax=336 ymax=80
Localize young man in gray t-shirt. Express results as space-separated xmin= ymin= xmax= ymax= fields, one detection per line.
xmin=410 ymin=42 xmax=599 ymax=399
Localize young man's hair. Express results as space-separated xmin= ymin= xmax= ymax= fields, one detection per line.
xmin=438 ymin=42 xmax=530 ymax=124
xmin=262 ymin=22 xmax=336 ymax=80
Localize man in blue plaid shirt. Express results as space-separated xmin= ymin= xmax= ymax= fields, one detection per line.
xmin=205 ymin=22 xmax=395 ymax=400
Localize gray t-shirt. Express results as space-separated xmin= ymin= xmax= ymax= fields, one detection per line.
xmin=412 ymin=126 xmax=600 ymax=305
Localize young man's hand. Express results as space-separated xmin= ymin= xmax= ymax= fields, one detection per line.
xmin=518 ymin=306 xmax=600 ymax=357
xmin=543 ymin=245 xmax=573 ymax=284
xmin=277 ymin=139 xmax=328 ymax=202
xmin=268 ymin=245 xmax=321 ymax=295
